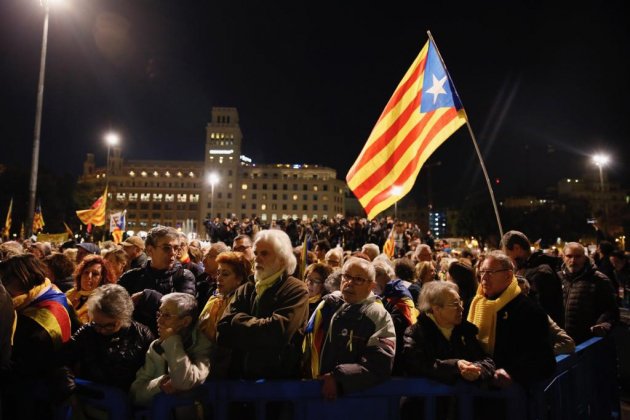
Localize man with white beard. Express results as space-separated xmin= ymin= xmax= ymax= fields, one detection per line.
xmin=216 ymin=229 xmax=309 ymax=379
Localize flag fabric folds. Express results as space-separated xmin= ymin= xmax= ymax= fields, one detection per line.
xmin=110 ymin=210 xmax=126 ymax=244
xmin=63 ymin=222 xmax=74 ymax=238
xmin=2 ymin=198 xmax=12 ymax=239
xmin=32 ymin=202 xmax=45 ymax=233
xmin=76 ymin=187 xmax=108 ymax=227
xmin=346 ymin=37 xmax=467 ymax=220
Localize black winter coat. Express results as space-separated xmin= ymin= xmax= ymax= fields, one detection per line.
xmin=559 ymin=263 xmax=619 ymax=344
xmin=519 ymin=251 xmax=564 ymax=326
xmin=403 ymin=313 xmax=495 ymax=384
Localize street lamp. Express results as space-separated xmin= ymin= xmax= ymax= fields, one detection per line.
xmin=592 ymin=153 xmax=610 ymax=230
xmin=104 ymin=131 xmax=120 ymax=185
xmin=207 ymin=172 xmax=220 ymax=220
xmin=27 ymin=0 xmax=53 ymax=236
xmin=391 ymin=185 xmax=403 ymax=220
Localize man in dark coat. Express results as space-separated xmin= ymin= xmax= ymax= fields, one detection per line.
xmin=118 ymin=226 xmax=196 ymax=335
xmin=217 ymin=229 xmax=309 ymax=380
xmin=559 ymin=242 xmax=618 ymax=344
xmin=468 ymin=251 xmax=556 ymax=388
xmin=501 ymin=230 xmax=564 ymax=326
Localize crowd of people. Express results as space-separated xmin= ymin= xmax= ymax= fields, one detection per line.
xmin=0 ymin=220 xmax=628 ymax=419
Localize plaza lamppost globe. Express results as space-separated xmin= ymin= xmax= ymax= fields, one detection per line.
xmin=207 ymin=172 xmax=220 ymax=220
xmin=592 ymin=153 xmax=610 ymax=230
xmin=391 ymin=185 xmax=403 ymax=220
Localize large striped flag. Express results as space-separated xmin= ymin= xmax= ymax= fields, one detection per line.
xmin=110 ymin=210 xmax=126 ymax=244
xmin=32 ymin=202 xmax=45 ymax=233
xmin=76 ymin=187 xmax=108 ymax=227
xmin=346 ymin=36 xmax=467 ymax=220
xmin=2 ymin=198 xmax=12 ymax=239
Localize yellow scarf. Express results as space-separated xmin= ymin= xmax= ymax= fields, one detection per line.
xmin=199 ymin=294 xmax=235 ymax=342
xmin=12 ymin=278 xmax=55 ymax=312
xmin=254 ymin=268 xmax=284 ymax=298
xmin=308 ymin=294 xmax=322 ymax=305
xmin=427 ymin=312 xmax=454 ymax=341
xmin=467 ymin=277 xmax=521 ymax=355
xmin=66 ymin=288 xmax=93 ymax=324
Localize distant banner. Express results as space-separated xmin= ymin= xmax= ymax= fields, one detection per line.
xmin=37 ymin=233 xmax=70 ymax=244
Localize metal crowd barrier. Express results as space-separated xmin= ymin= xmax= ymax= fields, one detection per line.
xmin=62 ymin=336 xmax=620 ymax=420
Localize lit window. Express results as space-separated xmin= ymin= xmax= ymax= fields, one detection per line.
xmin=177 ymin=194 xmax=187 ymax=203
xmin=189 ymin=172 xmax=195 ymax=177
xmin=129 ymin=171 xmax=135 ymax=177
xmin=261 ymin=204 xmax=267 ymax=210
xmin=177 ymin=172 xmax=183 ymax=177
xmin=165 ymin=194 xmax=174 ymax=202
xmin=153 ymin=171 xmax=158 ymax=177
xmin=141 ymin=193 xmax=150 ymax=202
xmin=293 ymin=194 xmax=298 ymax=201
xmin=165 ymin=171 xmax=171 ymax=177
xmin=141 ymin=171 xmax=147 ymax=177
xmin=153 ymin=194 xmax=163 ymax=202
xmin=242 ymin=184 xmax=248 ymax=190
xmin=129 ymin=193 xmax=138 ymax=202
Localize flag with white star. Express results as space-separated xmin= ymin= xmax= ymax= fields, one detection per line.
xmin=346 ymin=36 xmax=466 ymax=220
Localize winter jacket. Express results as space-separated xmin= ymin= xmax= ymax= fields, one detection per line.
xmin=216 ymin=274 xmax=309 ymax=380
xmin=130 ymin=327 xmax=211 ymax=406
xmin=403 ymin=312 xmax=495 ymax=384
xmin=518 ymin=251 xmax=564 ymax=326
xmin=118 ymin=261 xmax=196 ymax=335
xmin=304 ymin=292 xmax=396 ymax=395
xmin=58 ymin=321 xmax=154 ymax=391
xmin=559 ymin=263 xmax=619 ymax=344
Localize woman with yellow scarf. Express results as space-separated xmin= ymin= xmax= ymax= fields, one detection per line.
xmin=66 ymin=255 xmax=115 ymax=324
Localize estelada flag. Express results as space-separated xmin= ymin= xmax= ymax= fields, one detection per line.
xmin=32 ymin=202 xmax=45 ymax=233
xmin=76 ymin=187 xmax=107 ymax=227
xmin=346 ymin=36 xmax=466 ymax=220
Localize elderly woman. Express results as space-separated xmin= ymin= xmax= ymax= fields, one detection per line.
xmin=0 ymin=254 xmax=78 ymax=418
xmin=403 ymin=281 xmax=495 ymax=383
xmin=58 ymin=284 xmax=154 ymax=391
xmin=131 ymin=293 xmax=211 ymax=406
xmin=304 ymin=263 xmax=333 ymax=316
xmin=324 ymin=247 xmax=343 ymax=269
xmin=103 ymin=248 xmax=128 ymax=281
xmin=66 ymin=255 xmax=115 ymax=324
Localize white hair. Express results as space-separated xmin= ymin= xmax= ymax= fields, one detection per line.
xmin=254 ymin=229 xmax=297 ymax=275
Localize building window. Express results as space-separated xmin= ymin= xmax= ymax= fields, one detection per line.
xmin=313 ymin=194 xmax=318 ymax=200
xmin=271 ymin=204 xmax=277 ymax=210
xmin=283 ymin=184 xmax=288 ymax=190
xmin=140 ymin=203 xmax=149 ymax=210
xmin=140 ymin=193 xmax=150 ymax=202
xmin=252 ymin=193 xmax=257 ymax=199
xmin=282 ymin=204 xmax=287 ymax=210
xmin=116 ymin=193 xmax=126 ymax=201
xmin=292 ymin=204 xmax=298 ymax=210
xmin=303 ymin=184 xmax=308 ymax=191
xmin=262 ymin=184 xmax=268 ymax=190
xmin=129 ymin=193 xmax=138 ymax=202
xmin=252 ymin=183 xmax=258 ymax=190
xmin=292 ymin=194 xmax=298 ymax=201
xmin=293 ymin=184 xmax=298 ymax=191
xmin=302 ymin=205 xmax=308 ymax=211
xmin=323 ymin=185 xmax=328 ymax=191
xmin=242 ymin=184 xmax=248 ymax=190
xmin=313 ymin=185 xmax=318 ymax=191
xmin=272 ymin=194 xmax=277 ymax=200
xmin=152 ymin=203 xmax=161 ymax=210
xmin=177 ymin=194 xmax=187 ymax=203
xmin=272 ymin=184 xmax=277 ymax=190
xmin=303 ymin=194 xmax=308 ymax=201
xmin=251 ymin=203 xmax=257 ymax=210
xmin=261 ymin=204 xmax=267 ymax=210
xmin=189 ymin=194 xmax=199 ymax=202
xmin=165 ymin=194 xmax=174 ymax=202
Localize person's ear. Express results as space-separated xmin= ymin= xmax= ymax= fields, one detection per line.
xmin=181 ymin=315 xmax=193 ymax=329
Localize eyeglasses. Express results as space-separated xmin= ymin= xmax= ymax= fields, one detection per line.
xmin=306 ymin=278 xmax=323 ymax=285
xmin=156 ymin=310 xmax=180 ymax=320
xmin=342 ymin=273 xmax=369 ymax=285
xmin=234 ymin=245 xmax=251 ymax=252
xmin=443 ymin=299 xmax=464 ymax=309
xmin=478 ymin=268 xmax=511 ymax=277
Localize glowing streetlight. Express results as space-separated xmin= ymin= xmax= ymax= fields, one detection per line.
xmin=207 ymin=172 xmax=220 ymax=219
xmin=391 ymin=185 xmax=403 ymax=220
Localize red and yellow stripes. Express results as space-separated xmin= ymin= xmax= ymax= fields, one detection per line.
xmin=347 ymin=41 xmax=466 ymax=220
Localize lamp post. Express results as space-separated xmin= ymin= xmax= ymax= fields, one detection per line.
xmin=592 ymin=153 xmax=610 ymax=230
xmin=27 ymin=0 xmax=52 ymax=236
xmin=208 ymin=172 xmax=220 ymax=220
xmin=391 ymin=185 xmax=403 ymax=220
xmin=104 ymin=131 xmax=120 ymax=187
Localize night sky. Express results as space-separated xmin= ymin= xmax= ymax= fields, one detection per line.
xmin=1 ymin=1 xmax=628 ymax=209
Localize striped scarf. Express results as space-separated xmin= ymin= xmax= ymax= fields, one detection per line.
xmin=467 ymin=277 xmax=521 ymax=355
xmin=303 ymin=299 xmax=339 ymax=378
xmin=12 ymin=278 xmax=73 ymax=349
xmin=65 ymin=288 xmax=93 ymax=324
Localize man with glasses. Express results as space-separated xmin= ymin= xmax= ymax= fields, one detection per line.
xmin=303 ymin=257 xmax=396 ymax=400
xmin=232 ymin=234 xmax=255 ymax=265
xmin=119 ymin=226 xmax=196 ymax=335
xmin=467 ymin=250 xmax=555 ymax=389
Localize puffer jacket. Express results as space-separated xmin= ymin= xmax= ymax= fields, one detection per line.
xmin=559 ymin=262 xmax=619 ymax=344
xmin=58 ymin=320 xmax=154 ymax=391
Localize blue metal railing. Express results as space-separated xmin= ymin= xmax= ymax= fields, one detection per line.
xmin=63 ymin=336 xmax=620 ymax=420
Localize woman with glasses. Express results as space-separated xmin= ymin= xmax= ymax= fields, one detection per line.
xmin=402 ymin=281 xmax=495 ymax=419
xmin=58 ymin=284 xmax=154 ymax=394
xmin=403 ymin=281 xmax=494 ymax=383
xmin=303 ymin=263 xmax=333 ymax=316
xmin=131 ymin=292 xmax=211 ymax=406
xmin=66 ymin=255 xmax=115 ymax=324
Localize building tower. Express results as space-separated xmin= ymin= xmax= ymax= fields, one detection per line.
xmin=201 ymin=107 xmax=242 ymax=225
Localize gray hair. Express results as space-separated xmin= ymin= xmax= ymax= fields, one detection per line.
xmin=418 ymin=281 xmax=459 ymax=313
xmin=161 ymin=292 xmax=197 ymax=318
xmin=324 ymin=269 xmax=342 ymax=293
xmin=485 ymin=250 xmax=514 ymax=271
xmin=205 ymin=241 xmax=229 ymax=258
xmin=361 ymin=243 xmax=380 ymax=261
xmin=373 ymin=260 xmax=395 ymax=280
xmin=342 ymin=256 xmax=376 ymax=283
xmin=87 ymin=284 xmax=134 ymax=327
xmin=254 ymin=229 xmax=297 ymax=275
xmin=145 ymin=226 xmax=180 ymax=248
xmin=563 ymin=242 xmax=585 ymax=255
